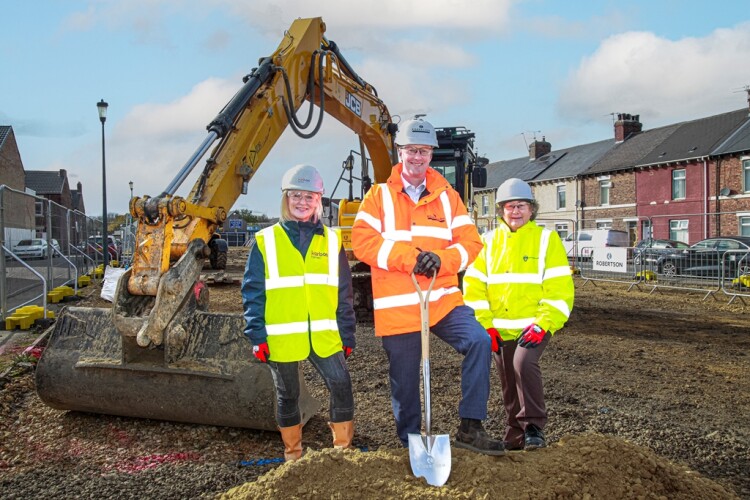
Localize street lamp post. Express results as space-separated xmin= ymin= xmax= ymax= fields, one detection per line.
xmin=97 ymin=99 xmax=109 ymax=268
xmin=129 ymin=180 xmax=134 ymax=200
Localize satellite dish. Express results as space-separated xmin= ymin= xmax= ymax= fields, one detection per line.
xmin=719 ymin=187 xmax=731 ymax=197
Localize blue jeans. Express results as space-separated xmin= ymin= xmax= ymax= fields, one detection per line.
xmin=381 ymin=305 xmax=492 ymax=446
xmin=268 ymin=350 xmax=354 ymax=428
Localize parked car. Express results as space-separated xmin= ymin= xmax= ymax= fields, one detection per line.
xmin=632 ymin=238 xmax=690 ymax=266
xmin=12 ymin=238 xmax=61 ymax=259
xmin=85 ymin=235 xmax=119 ymax=260
xmin=654 ymin=236 xmax=750 ymax=278
xmin=562 ymin=229 xmax=630 ymax=259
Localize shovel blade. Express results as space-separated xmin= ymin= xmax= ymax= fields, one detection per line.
xmin=408 ymin=433 xmax=452 ymax=487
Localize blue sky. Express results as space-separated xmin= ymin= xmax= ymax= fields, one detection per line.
xmin=2 ymin=1 xmax=749 ymax=217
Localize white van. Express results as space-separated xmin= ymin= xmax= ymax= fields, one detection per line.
xmin=562 ymin=229 xmax=629 ymax=259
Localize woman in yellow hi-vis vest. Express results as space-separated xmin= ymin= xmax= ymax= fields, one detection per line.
xmin=241 ymin=165 xmax=356 ymax=461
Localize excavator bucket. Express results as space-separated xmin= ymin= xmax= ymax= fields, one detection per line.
xmin=35 ymin=282 xmax=320 ymax=431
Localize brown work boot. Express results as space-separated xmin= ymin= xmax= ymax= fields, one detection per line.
xmin=454 ymin=418 xmax=506 ymax=456
xmin=279 ymin=423 xmax=303 ymax=462
xmin=328 ymin=420 xmax=354 ymax=449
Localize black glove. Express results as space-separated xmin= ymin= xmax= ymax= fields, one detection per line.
xmin=413 ymin=251 xmax=441 ymax=277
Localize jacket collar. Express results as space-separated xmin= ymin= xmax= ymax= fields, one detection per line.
xmin=387 ymin=163 xmax=450 ymax=201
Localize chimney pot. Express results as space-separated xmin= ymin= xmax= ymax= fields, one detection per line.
xmin=614 ymin=113 xmax=643 ymax=142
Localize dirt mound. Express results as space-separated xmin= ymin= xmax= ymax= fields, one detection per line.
xmin=219 ymin=434 xmax=736 ymax=500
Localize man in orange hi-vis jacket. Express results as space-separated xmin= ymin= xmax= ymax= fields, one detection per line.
xmin=351 ymin=117 xmax=505 ymax=456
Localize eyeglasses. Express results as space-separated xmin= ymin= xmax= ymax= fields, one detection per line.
xmin=287 ymin=191 xmax=318 ymax=203
xmin=503 ymin=202 xmax=531 ymax=212
xmin=400 ymin=147 xmax=433 ymax=157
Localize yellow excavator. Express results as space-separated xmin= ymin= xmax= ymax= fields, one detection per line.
xmin=36 ymin=17 xmax=486 ymax=430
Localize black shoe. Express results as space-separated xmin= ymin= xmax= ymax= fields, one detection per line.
xmin=524 ymin=424 xmax=546 ymax=450
xmin=454 ymin=419 xmax=506 ymax=456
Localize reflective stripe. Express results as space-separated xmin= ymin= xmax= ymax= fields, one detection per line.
xmin=267 ymin=319 xmax=340 ymax=335
xmin=439 ymin=192 xmax=453 ymax=229
xmin=540 ymin=298 xmax=571 ymax=318
xmin=264 ymin=227 xmax=279 ymax=280
xmin=355 ymin=211 xmax=382 ymax=232
xmin=538 ymin=229 xmax=551 ymax=277
xmin=465 ymin=299 xmax=490 ymax=310
xmin=305 ymin=273 xmax=339 ymax=286
xmin=411 ymin=225 xmax=452 ymax=240
xmin=488 ymin=273 xmax=543 ymax=285
xmin=464 ymin=266 xmax=487 ymax=282
xmin=266 ymin=276 xmax=305 ymax=289
xmin=373 ymin=286 xmax=461 ymax=310
xmin=381 ymin=185 xmax=397 ymax=235
xmin=377 ymin=239 xmax=394 ymax=270
xmin=448 ymin=242 xmax=469 ymax=271
xmin=382 ymin=230 xmax=412 ymax=241
xmin=327 ymin=229 xmax=339 ymax=277
xmin=544 ymin=265 xmax=572 ymax=280
xmin=493 ymin=317 xmax=534 ymax=330
xmin=451 ymin=214 xmax=473 ymax=229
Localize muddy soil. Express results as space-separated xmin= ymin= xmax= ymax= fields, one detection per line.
xmin=1 ymin=247 xmax=748 ymax=499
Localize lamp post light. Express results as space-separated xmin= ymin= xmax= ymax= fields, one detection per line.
xmin=129 ymin=180 xmax=134 ymax=200
xmin=97 ymin=99 xmax=109 ymax=268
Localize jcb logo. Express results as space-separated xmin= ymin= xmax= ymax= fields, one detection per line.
xmin=345 ymin=92 xmax=361 ymax=116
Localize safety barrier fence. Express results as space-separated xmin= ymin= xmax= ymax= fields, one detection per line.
xmin=0 ymin=185 xmax=136 ymax=322
xmin=574 ymin=245 xmax=750 ymax=304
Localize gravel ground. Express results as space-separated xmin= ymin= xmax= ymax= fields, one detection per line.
xmin=1 ymin=248 xmax=748 ymax=498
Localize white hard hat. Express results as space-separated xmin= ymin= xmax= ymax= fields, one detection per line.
xmin=496 ymin=178 xmax=534 ymax=204
xmin=395 ymin=117 xmax=439 ymax=148
xmin=281 ymin=164 xmax=325 ymax=194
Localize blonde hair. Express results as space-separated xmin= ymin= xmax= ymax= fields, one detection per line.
xmin=280 ymin=189 xmax=323 ymax=223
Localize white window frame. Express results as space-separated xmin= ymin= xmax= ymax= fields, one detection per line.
xmin=596 ymin=220 xmax=613 ymax=229
xmin=739 ymin=213 xmax=750 ymax=237
xmin=555 ymin=223 xmax=569 ymax=239
xmin=743 ymin=157 xmax=750 ymax=193
xmin=599 ymin=180 xmax=611 ymax=205
xmin=481 ymin=194 xmax=489 ymax=216
xmin=672 ymin=169 xmax=686 ymax=200
xmin=669 ymin=219 xmax=689 ymax=243
xmin=556 ymin=184 xmax=566 ymax=210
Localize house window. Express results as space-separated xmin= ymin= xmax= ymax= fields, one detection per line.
xmin=740 ymin=216 xmax=750 ymax=237
xmin=481 ymin=195 xmax=489 ymax=216
xmin=556 ymin=185 xmax=566 ymax=209
xmin=596 ymin=221 xmax=612 ymax=229
xmin=599 ymin=180 xmax=611 ymax=205
xmin=35 ymin=201 xmax=43 ymax=217
xmin=556 ymin=223 xmax=569 ymax=239
xmin=672 ymin=169 xmax=686 ymax=200
xmin=743 ymin=158 xmax=750 ymax=192
xmin=669 ymin=219 xmax=689 ymax=243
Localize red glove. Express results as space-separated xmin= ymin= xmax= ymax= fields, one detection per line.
xmin=518 ymin=324 xmax=547 ymax=348
xmin=486 ymin=328 xmax=501 ymax=353
xmin=253 ymin=342 xmax=270 ymax=363
xmin=343 ymin=346 xmax=353 ymax=359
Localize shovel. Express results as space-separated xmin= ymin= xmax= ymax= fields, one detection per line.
xmin=408 ymin=272 xmax=451 ymax=487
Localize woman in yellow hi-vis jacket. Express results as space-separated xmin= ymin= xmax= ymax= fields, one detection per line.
xmin=464 ymin=178 xmax=574 ymax=451
xmin=241 ymin=164 xmax=356 ymax=461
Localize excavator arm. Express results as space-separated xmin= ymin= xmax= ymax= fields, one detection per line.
xmin=124 ymin=17 xmax=397 ymax=347
xmin=36 ymin=17 xmax=397 ymax=431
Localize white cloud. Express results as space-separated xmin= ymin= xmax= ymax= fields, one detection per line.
xmin=558 ymin=23 xmax=750 ymax=126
